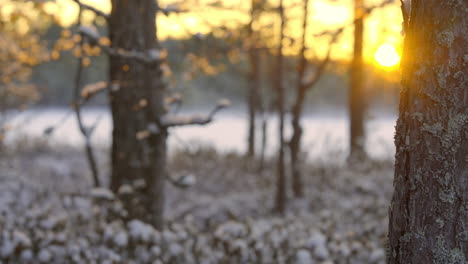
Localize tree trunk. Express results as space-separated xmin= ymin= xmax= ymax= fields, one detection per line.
xmin=289 ymin=0 xmax=310 ymax=198
xmin=274 ymin=0 xmax=286 ymax=214
xmin=246 ymin=0 xmax=260 ymax=158
xmin=109 ymin=0 xmax=167 ymax=229
xmin=348 ymin=0 xmax=366 ymax=161
xmin=258 ymin=114 xmax=268 ymax=173
xmin=387 ymin=0 xmax=468 ymax=262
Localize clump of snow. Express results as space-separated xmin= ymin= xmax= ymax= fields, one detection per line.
xmin=306 ymin=231 xmax=327 ymax=249
xmin=214 ymin=221 xmax=247 ymax=240
xmin=113 ymin=231 xmax=128 ymax=248
xmin=127 ymin=219 xmax=156 ymax=243
xmin=38 ymin=248 xmax=52 ymax=263
xmin=295 ymin=249 xmax=313 ymax=264
xmin=91 ymin=188 xmax=115 ymax=201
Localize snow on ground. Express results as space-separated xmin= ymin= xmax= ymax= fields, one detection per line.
xmin=0 ymin=142 xmax=393 ymax=263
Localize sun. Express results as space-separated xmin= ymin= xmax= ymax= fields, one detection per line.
xmin=374 ymin=43 xmax=400 ymax=68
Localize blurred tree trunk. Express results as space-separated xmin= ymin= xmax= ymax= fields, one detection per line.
xmin=274 ymin=0 xmax=286 ymax=213
xmin=246 ymin=0 xmax=261 ymax=158
xmin=387 ymin=0 xmax=468 ymax=262
xmin=348 ymin=0 xmax=367 ymax=161
xmin=258 ymin=50 xmax=271 ymax=173
xmin=109 ymin=0 xmax=167 ymax=229
xmin=289 ymin=0 xmax=310 ymax=198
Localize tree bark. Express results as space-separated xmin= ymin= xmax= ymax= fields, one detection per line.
xmin=387 ymin=0 xmax=468 ymax=262
xmin=246 ymin=0 xmax=261 ymax=158
xmin=274 ymin=0 xmax=286 ymax=214
xmin=348 ymin=0 xmax=367 ymax=161
xmin=109 ymin=0 xmax=167 ymax=229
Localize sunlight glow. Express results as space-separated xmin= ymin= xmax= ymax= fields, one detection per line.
xmin=6 ymin=0 xmax=403 ymax=64
xmin=374 ymin=43 xmax=400 ymax=68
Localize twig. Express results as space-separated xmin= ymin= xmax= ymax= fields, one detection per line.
xmin=72 ymin=0 xmax=109 ymax=21
xmin=160 ymin=99 xmax=230 ymax=127
xmin=80 ymin=81 xmax=108 ymax=101
xmin=74 ymin=8 xmax=101 ymax=188
xmin=302 ymin=28 xmax=342 ymax=89
xmin=43 ymin=110 xmax=74 ymax=136
xmin=43 ymin=82 xmax=106 ymax=136
xmin=314 ymin=0 xmax=395 ymax=38
xmin=157 ymin=3 xmax=189 ymax=16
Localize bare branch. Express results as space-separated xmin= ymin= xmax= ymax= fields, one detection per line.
xmin=79 ymin=26 xmax=165 ymax=65
xmin=164 ymin=92 xmax=183 ymax=113
xmin=73 ymin=9 xmax=101 ymax=187
xmin=81 ymin=81 xmax=107 ymax=100
xmin=158 ymin=3 xmax=189 ymax=16
xmin=72 ymin=0 xmax=109 ymax=21
xmin=302 ymin=28 xmax=342 ymax=89
xmin=314 ymin=0 xmax=394 ymax=38
xmin=167 ymin=174 xmax=196 ymax=189
xmin=161 ymin=99 xmax=230 ymax=127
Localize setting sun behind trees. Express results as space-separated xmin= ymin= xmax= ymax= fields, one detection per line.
xmin=36 ymin=0 xmax=403 ymax=67
xmin=374 ymin=43 xmax=400 ymax=68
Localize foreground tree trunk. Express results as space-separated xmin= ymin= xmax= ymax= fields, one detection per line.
xmin=109 ymin=0 xmax=166 ymax=229
xmin=274 ymin=0 xmax=286 ymax=213
xmin=387 ymin=0 xmax=468 ymax=262
xmin=348 ymin=0 xmax=366 ymax=161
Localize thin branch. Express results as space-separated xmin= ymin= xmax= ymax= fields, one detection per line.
xmin=43 ymin=110 xmax=74 ymax=136
xmin=43 ymin=82 xmax=107 ymax=136
xmin=74 ymin=9 xmax=101 ymax=188
xmin=161 ymin=99 xmax=230 ymax=127
xmin=158 ymin=3 xmax=189 ymax=16
xmin=164 ymin=93 xmax=183 ymax=113
xmin=79 ymin=26 xmax=165 ymax=65
xmin=314 ymin=0 xmax=395 ymax=38
xmin=81 ymin=81 xmax=107 ymax=100
xmin=302 ymin=28 xmax=342 ymax=89
xmin=72 ymin=0 xmax=109 ymax=21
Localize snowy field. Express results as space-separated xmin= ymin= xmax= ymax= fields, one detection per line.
xmin=0 ymin=108 xmax=395 ymax=263
xmin=4 ymin=108 xmax=397 ymax=162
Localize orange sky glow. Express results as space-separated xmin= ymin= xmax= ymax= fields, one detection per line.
xmin=7 ymin=0 xmax=404 ymax=66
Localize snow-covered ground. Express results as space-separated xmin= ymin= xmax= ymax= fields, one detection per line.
xmin=0 ymin=141 xmax=393 ymax=264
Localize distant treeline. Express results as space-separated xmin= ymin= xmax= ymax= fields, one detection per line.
xmin=31 ymin=24 xmax=399 ymax=111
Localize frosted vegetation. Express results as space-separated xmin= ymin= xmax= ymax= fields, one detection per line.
xmin=0 ymin=139 xmax=391 ymax=263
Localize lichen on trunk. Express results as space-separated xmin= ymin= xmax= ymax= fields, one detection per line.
xmin=387 ymin=0 xmax=468 ymax=262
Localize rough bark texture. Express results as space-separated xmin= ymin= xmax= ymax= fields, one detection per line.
xmin=246 ymin=0 xmax=260 ymax=158
xmin=388 ymin=0 xmax=468 ymax=263
xmin=348 ymin=0 xmax=366 ymax=161
xmin=289 ymin=0 xmax=310 ymax=198
xmin=109 ymin=0 xmax=167 ymax=229
xmin=274 ymin=0 xmax=286 ymax=213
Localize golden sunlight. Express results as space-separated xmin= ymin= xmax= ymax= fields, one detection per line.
xmin=374 ymin=43 xmax=400 ymax=68
xmin=10 ymin=0 xmax=403 ymax=63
